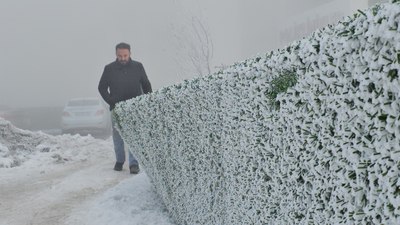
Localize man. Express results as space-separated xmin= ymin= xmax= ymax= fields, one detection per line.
xmin=98 ymin=42 xmax=152 ymax=174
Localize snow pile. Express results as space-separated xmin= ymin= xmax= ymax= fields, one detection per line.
xmin=66 ymin=173 xmax=175 ymax=225
xmin=114 ymin=1 xmax=400 ymax=224
xmin=0 ymin=118 xmax=112 ymax=168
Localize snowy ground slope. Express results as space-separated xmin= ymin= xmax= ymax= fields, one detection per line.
xmin=66 ymin=173 xmax=174 ymax=225
xmin=0 ymin=118 xmax=173 ymax=225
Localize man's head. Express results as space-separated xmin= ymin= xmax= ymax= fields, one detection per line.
xmin=115 ymin=42 xmax=131 ymax=65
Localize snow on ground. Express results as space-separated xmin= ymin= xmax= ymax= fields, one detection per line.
xmin=0 ymin=118 xmax=174 ymax=225
xmin=66 ymin=174 xmax=174 ymax=225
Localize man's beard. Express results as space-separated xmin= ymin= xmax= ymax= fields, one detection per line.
xmin=117 ymin=59 xmax=129 ymax=65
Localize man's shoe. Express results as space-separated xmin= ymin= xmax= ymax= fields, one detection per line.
xmin=129 ymin=164 xmax=140 ymax=174
xmin=114 ymin=162 xmax=123 ymax=171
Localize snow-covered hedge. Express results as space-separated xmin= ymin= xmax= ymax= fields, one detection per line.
xmin=114 ymin=2 xmax=400 ymax=224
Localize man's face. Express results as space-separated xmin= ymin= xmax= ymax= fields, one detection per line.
xmin=116 ymin=48 xmax=131 ymax=65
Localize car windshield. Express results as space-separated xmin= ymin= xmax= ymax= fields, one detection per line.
xmin=67 ymin=99 xmax=100 ymax=107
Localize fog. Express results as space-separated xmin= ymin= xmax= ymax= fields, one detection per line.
xmin=0 ymin=0 xmax=376 ymax=109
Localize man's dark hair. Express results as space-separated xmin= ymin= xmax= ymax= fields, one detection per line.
xmin=115 ymin=42 xmax=131 ymax=51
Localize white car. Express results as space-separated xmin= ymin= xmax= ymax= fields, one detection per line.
xmin=61 ymin=97 xmax=112 ymax=136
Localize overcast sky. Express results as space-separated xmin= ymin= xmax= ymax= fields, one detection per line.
xmin=0 ymin=0 xmax=372 ymax=108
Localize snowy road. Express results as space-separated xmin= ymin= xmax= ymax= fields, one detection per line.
xmin=0 ymin=119 xmax=173 ymax=225
xmin=0 ymin=149 xmax=130 ymax=225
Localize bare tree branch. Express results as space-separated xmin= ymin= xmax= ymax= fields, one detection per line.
xmin=171 ymin=8 xmax=214 ymax=77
